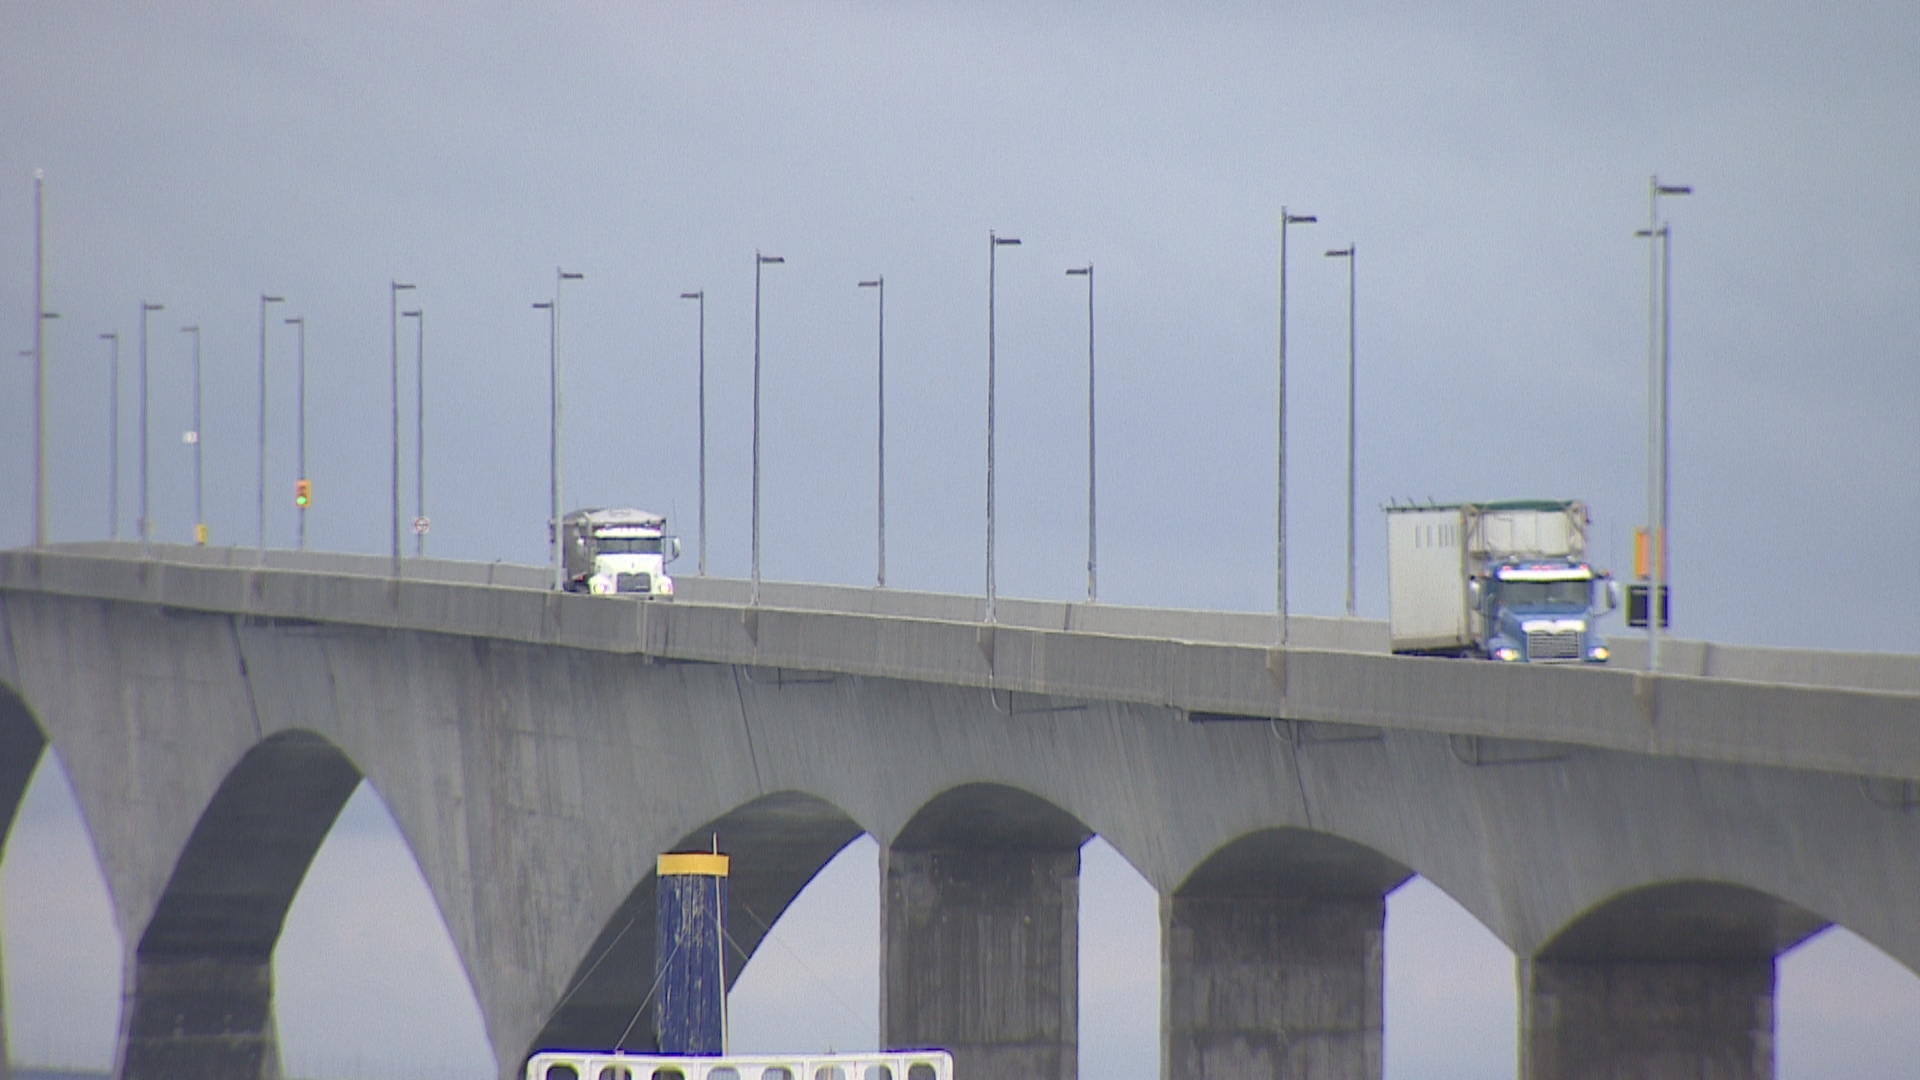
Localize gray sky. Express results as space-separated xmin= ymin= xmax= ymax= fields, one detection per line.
xmin=4 ymin=1 xmax=1920 ymax=1076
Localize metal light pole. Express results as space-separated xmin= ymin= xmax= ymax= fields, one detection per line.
xmin=1643 ymin=177 xmax=1690 ymax=671
xmin=403 ymin=308 xmax=425 ymax=556
xmin=139 ymin=301 xmax=164 ymax=554
xmin=554 ymin=270 xmax=583 ymax=590
xmin=859 ymin=276 xmax=886 ymax=587
xmin=1278 ymin=208 xmax=1317 ymax=645
xmin=752 ymin=252 xmax=784 ymax=606
xmin=181 ymin=326 xmax=204 ymax=545
xmin=680 ymin=290 xmax=707 ymax=576
xmin=534 ymin=300 xmax=557 ymax=583
xmin=258 ymin=293 xmax=284 ymax=560
xmin=1067 ymin=264 xmax=1095 ymax=603
xmin=1326 ymin=245 xmax=1357 ymax=617
xmin=100 ymin=331 xmax=119 ymax=539
xmin=31 ymin=170 xmax=48 ymax=547
xmin=285 ymin=315 xmax=307 ymax=549
xmin=987 ymin=231 xmax=1021 ymax=624
xmin=389 ymin=281 xmax=415 ymax=578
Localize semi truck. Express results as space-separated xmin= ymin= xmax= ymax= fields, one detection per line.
xmin=560 ymin=507 xmax=680 ymax=598
xmin=1384 ymin=499 xmax=1616 ymax=662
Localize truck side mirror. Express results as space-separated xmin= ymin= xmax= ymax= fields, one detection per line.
xmin=1467 ymin=578 xmax=1483 ymax=609
xmin=667 ymin=537 xmax=682 ymax=563
xmin=1605 ymin=580 xmax=1621 ymax=612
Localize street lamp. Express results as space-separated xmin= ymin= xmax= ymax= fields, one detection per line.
xmin=858 ymin=276 xmax=886 ymax=587
xmin=100 ymin=331 xmax=119 ymax=540
xmin=181 ymin=325 xmax=205 ymax=545
xmin=534 ymin=300 xmax=556 ymax=582
xmin=389 ymin=281 xmax=415 ymax=578
xmin=139 ymin=301 xmax=164 ymax=554
xmin=1642 ymin=177 xmax=1690 ymax=671
xmin=1325 ymin=245 xmax=1357 ymax=617
xmin=553 ymin=268 xmax=584 ymax=591
xmin=1066 ymin=264 xmax=1095 ymax=603
xmin=680 ymin=290 xmax=707 ymax=576
xmin=403 ymin=308 xmax=426 ymax=556
xmin=34 ymin=309 xmax=59 ymax=547
xmin=1278 ymin=207 xmax=1317 ymax=645
xmin=285 ymin=315 xmax=308 ymax=549
xmin=258 ymin=293 xmax=285 ymax=560
xmin=753 ymin=252 xmax=784 ymax=606
xmin=31 ymin=169 xmax=49 ymax=548
xmin=986 ymin=231 xmax=1021 ymax=624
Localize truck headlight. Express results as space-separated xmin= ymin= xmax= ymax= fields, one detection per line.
xmin=1588 ymin=645 xmax=1610 ymax=662
xmin=1493 ymin=645 xmax=1522 ymax=662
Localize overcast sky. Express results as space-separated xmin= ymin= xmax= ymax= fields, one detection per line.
xmin=4 ymin=1 xmax=1920 ymax=1077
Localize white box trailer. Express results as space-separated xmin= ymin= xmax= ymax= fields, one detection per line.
xmin=1385 ymin=500 xmax=1599 ymax=658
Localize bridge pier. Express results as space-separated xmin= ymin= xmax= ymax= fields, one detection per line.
xmin=1520 ymin=956 xmax=1775 ymax=1080
xmin=1162 ymin=894 xmax=1386 ymax=1080
xmin=881 ymin=845 xmax=1081 ymax=1080
xmin=1518 ymin=882 xmax=1830 ymax=1080
xmin=116 ymin=954 xmax=283 ymax=1080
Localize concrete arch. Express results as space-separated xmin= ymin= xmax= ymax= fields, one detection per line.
xmin=1537 ymin=879 xmax=1830 ymax=964
xmin=892 ymin=781 xmax=1094 ymax=853
xmin=1173 ymin=826 xmax=1414 ymax=902
xmin=531 ymin=790 xmax=865 ymax=1058
xmin=115 ymin=727 xmax=362 ymax=1080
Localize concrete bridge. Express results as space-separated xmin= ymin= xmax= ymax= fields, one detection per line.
xmin=3 ymin=542 xmax=1918 ymax=1080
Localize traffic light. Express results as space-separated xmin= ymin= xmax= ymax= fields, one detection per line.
xmin=294 ymin=478 xmax=312 ymax=508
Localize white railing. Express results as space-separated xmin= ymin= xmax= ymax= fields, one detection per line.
xmin=527 ymin=1051 xmax=955 ymax=1080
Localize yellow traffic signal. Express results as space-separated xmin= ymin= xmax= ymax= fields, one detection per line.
xmin=295 ymin=478 xmax=312 ymax=508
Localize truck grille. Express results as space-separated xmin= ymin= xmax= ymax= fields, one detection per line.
xmin=1527 ymin=630 xmax=1581 ymax=661
xmin=616 ymin=572 xmax=653 ymax=594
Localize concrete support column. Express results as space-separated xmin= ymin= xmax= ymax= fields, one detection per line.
xmin=1520 ymin=957 xmax=1776 ymax=1080
xmin=116 ymin=953 xmax=282 ymax=1080
xmin=1163 ymin=894 xmax=1385 ymax=1080
xmin=882 ymin=846 xmax=1080 ymax=1080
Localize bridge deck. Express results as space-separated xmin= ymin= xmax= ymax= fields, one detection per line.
xmin=5 ymin=543 xmax=1919 ymax=784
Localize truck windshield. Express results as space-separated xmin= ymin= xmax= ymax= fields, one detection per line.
xmin=594 ymin=536 xmax=662 ymax=554
xmin=1496 ymin=579 xmax=1590 ymax=608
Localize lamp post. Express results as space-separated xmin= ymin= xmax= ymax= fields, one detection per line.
xmin=403 ymin=307 xmax=425 ymax=556
xmin=986 ymin=231 xmax=1021 ymax=624
xmin=534 ymin=300 xmax=556 ymax=582
xmin=258 ymin=293 xmax=285 ymax=560
xmin=1066 ymin=264 xmax=1095 ymax=603
xmin=100 ymin=331 xmax=119 ymax=539
xmin=34 ymin=306 xmax=60 ymax=547
xmin=285 ymin=315 xmax=307 ymax=549
xmin=1277 ymin=208 xmax=1316 ymax=645
xmin=680 ymin=290 xmax=707 ymax=576
xmin=389 ymin=281 xmax=415 ymax=578
xmin=858 ymin=275 xmax=886 ymax=587
xmin=31 ymin=169 xmax=49 ymax=547
xmin=554 ymin=270 xmax=584 ymax=590
xmin=1642 ymin=177 xmax=1690 ymax=671
xmin=1326 ymin=244 xmax=1357 ymax=617
xmin=753 ymin=252 xmax=784 ymax=606
xmin=139 ymin=301 xmax=164 ymax=554
xmin=181 ymin=325 xmax=204 ymax=545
